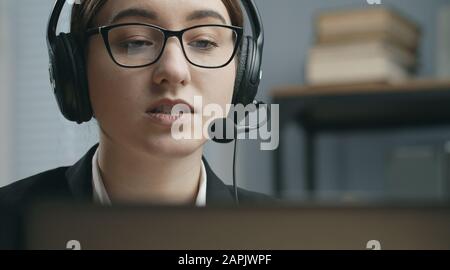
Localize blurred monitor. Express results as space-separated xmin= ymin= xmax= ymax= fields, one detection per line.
xmin=19 ymin=202 xmax=450 ymax=250
xmin=0 ymin=206 xmax=23 ymax=250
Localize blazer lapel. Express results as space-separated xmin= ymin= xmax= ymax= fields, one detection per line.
xmin=203 ymin=158 xmax=237 ymax=205
xmin=65 ymin=144 xmax=99 ymax=202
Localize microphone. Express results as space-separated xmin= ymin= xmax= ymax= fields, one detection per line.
xmin=207 ymin=100 xmax=270 ymax=144
xmin=208 ymin=117 xmax=236 ymax=144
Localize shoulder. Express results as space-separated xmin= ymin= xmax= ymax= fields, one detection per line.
xmin=0 ymin=167 xmax=70 ymax=206
xmin=202 ymin=157 xmax=277 ymax=205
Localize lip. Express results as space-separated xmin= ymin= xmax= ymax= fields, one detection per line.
xmin=145 ymin=112 xmax=187 ymax=127
xmin=145 ymin=98 xmax=194 ymax=127
xmin=146 ymin=98 xmax=194 ymax=114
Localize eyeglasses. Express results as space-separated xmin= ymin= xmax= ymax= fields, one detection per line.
xmin=86 ymin=23 xmax=243 ymax=69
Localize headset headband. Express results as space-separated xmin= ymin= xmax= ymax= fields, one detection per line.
xmin=47 ymin=0 xmax=263 ymax=67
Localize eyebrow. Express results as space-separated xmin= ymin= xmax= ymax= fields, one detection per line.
xmin=110 ymin=8 xmax=227 ymax=25
xmin=110 ymin=8 xmax=158 ymax=24
xmin=186 ymin=10 xmax=227 ymax=24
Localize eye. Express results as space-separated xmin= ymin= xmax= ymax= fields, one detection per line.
xmin=119 ymin=39 xmax=154 ymax=50
xmin=188 ymin=39 xmax=219 ymax=50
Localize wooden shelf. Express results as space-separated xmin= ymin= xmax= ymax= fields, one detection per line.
xmin=271 ymin=78 xmax=450 ymax=198
xmin=272 ymin=79 xmax=450 ymax=98
xmin=271 ymin=79 xmax=450 ymax=131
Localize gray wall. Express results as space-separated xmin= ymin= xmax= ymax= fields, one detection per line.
xmin=3 ymin=0 xmax=98 ymax=185
xmin=0 ymin=0 xmax=13 ymax=184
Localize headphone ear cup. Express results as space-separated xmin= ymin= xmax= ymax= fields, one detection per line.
xmin=232 ymin=37 xmax=248 ymax=105
xmin=52 ymin=33 xmax=92 ymax=124
xmin=232 ymin=37 xmax=249 ymax=105
xmin=232 ymin=36 xmax=259 ymax=106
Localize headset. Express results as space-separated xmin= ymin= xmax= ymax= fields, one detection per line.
xmin=47 ymin=0 xmax=265 ymax=204
xmin=47 ymin=0 xmax=264 ymax=124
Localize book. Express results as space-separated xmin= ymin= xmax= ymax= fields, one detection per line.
xmin=436 ymin=4 xmax=450 ymax=79
xmin=306 ymin=55 xmax=410 ymax=85
xmin=309 ymin=40 xmax=417 ymax=69
xmin=316 ymin=7 xmax=421 ymax=52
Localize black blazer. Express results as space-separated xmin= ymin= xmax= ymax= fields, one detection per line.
xmin=0 ymin=143 xmax=272 ymax=207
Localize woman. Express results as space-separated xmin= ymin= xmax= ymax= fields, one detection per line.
xmin=0 ymin=0 xmax=271 ymax=206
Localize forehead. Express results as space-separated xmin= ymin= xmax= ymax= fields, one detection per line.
xmin=94 ymin=0 xmax=232 ymax=27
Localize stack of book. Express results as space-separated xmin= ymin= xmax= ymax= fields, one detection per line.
xmin=437 ymin=4 xmax=450 ymax=79
xmin=306 ymin=7 xmax=421 ymax=85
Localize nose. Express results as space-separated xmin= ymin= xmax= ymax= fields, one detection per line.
xmin=152 ymin=37 xmax=191 ymax=87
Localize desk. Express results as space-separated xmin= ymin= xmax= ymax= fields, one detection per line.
xmin=271 ymin=79 xmax=450 ymax=198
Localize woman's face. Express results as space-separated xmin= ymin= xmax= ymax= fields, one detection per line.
xmin=87 ymin=0 xmax=237 ymax=157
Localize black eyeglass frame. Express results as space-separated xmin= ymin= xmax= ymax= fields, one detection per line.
xmin=86 ymin=23 xmax=244 ymax=69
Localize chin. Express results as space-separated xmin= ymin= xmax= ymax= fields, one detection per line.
xmin=141 ymin=135 xmax=206 ymax=159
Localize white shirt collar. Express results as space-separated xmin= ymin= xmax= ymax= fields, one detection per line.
xmin=91 ymin=148 xmax=207 ymax=207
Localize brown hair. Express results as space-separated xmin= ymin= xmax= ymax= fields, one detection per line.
xmin=71 ymin=0 xmax=244 ymax=52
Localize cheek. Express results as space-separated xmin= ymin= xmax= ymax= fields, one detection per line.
xmin=193 ymin=61 xmax=237 ymax=129
xmin=200 ymin=60 xmax=237 ymax=111
xmin=86 ymin=40 xmax=146 ymax=122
